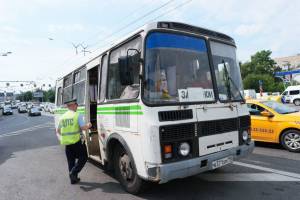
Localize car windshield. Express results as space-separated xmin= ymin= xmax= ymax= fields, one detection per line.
xmin=144 ymin=32 xmax=214 ymax=105
xmin=31 ymin=107 xmax=39 ymax=112
xmin=262 ymin=101 xmax=297 ymax=114
xmin=210 ymin=41 xmax=244 ymax=101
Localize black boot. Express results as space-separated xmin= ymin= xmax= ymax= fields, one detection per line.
xmin=69 ymin=173 xmax=80 ymax=184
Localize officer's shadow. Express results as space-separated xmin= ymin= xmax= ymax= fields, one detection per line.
xmin=79 ymin=181 xmax=126 ymax=194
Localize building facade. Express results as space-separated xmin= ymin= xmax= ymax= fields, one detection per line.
xmin=274 ymin=54 xmax=300 ymax=70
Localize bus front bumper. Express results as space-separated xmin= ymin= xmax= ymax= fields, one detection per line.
xmin=146 ymin=141 xmax=254 ymax=183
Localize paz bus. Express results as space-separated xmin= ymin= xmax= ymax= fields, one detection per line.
xmin=54 ymin=21 xmax=254 ymax=194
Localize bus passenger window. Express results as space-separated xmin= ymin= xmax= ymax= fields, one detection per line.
xmin=56 ymin=87 xmax=62 ymax=106
xmin=107 ymin=37 xmax=141 ymax=100
xmin=72 ymin=67 xmax=86 ymax=105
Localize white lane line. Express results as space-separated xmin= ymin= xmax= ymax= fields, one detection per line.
xmin=199 ymin=173 xmax=300 ymax=182
xmin=233 ymin=161 xmax=300 ymax=180
xmin=0 ymin=123 xmax=54 ymax=138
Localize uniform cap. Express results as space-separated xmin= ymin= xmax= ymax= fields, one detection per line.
xmin=64 ymin=98 xmax=77 ymax=105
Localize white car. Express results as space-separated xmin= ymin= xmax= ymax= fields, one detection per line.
xmin=281 ymin=85 xmax=300 ymax=103
xmin=3 ymin=105 xmax=13 ymax=115
xmin=290 ymin=95 xmax=300 ymax=106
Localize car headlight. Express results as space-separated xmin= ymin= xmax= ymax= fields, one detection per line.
xmin=178 ymin=142 xmax=190 ymax=156
xmin=242 ymin=130 xmax=249 ymax=141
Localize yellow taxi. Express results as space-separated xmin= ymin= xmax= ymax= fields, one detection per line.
xmin=246 ymin=99 xmax=300 ymax=152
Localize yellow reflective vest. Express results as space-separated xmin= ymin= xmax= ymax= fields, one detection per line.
xmin=59 ymin=110 xmax=81 ymax=145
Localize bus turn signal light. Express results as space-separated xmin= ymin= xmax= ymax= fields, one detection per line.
xmin=164 ymin=144 xmax=172 ymax=159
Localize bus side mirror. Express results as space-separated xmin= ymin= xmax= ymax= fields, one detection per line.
xmin=118 ymin=56 xmax=133 ymax=86
xmin=261 ymin=110 xmax=274 ymax=117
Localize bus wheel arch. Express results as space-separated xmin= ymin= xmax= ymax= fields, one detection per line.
xmin=106 ymin=133 xmax=136 ymax=171
xmin=106 ymin=133 xmax=145 ymax=194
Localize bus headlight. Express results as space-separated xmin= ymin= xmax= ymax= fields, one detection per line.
xmin=242 ymin=130 xmax=249 ymax=141
xmin=178 ymin=142 xmax=190 ymax=156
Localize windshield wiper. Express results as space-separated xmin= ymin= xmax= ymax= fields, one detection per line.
xmin=222 ymin=60 xmax=245 ymax=102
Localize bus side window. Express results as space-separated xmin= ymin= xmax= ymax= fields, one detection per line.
xmin=99 ymin=54 xmax=108 ymax=103
xmin=73 ymin=67 xmax=86 ymax=105
xmin=63 ymin=74 xmax=73 ymax=104
xmin=107 ymin=37 xmax=141 ymax=100
xmin=56 ymin=87 xmax=62 ymax=106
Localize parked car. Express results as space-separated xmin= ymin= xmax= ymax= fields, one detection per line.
xmin=28 ymin=107 xmax=41 ymax=116
xmin=247 ymin=99 xmax=300 ymax=152
xmin=3 ymin=105 xmax=13 ymax=115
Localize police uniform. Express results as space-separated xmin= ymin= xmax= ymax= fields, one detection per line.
xmin=59 ymin=99 xmax=88 ymax=184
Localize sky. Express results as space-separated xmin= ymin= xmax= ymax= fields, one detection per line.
xmin=0 ymin=0 xmax=299 ymax=92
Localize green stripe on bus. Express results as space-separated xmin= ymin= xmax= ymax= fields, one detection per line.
xmin=97 ymin=105 xmax=141 ymax=111
xmin=97 ymin=111 xmax=143 ymax=115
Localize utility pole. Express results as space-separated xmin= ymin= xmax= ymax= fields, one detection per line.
xmin=71 ymin=43 xmax=81 ymax=55
xmin=80 ymin=44 xmax=91 ymax=56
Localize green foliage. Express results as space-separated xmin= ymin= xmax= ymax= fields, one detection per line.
xmin=43 ymin=89 xmax=55 ymax=103
xmin=243 ymin=74 xmax=285 ymax=92
xmin=17 ymin=91 xmax=33 ymax=101
xmin=16 ymin=89 xmax=55 ymax=103
xmin=241 ymin=50 xmax=284 ymax=93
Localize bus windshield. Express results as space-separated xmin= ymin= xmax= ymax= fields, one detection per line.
xmin=210 ymin=41 xmax=244 ymax=101
xmin=144 ymin=32 xmax=214 ymax=105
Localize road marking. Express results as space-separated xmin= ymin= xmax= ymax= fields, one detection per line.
xmin=199 ymin=173 xmax=300 ymax=181
xmin=0 ymin=123 xmax=54 ymax=138
xmin=0 ymin=114 xmax=29 ymax=131
xmin=233 ymin=161 xmax=300 ymax=180
xmin=197 ymin=161 xmax=300 ymax=182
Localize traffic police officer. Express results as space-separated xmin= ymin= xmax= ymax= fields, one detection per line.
xmin=56 ymin=99 xmax=92 ymax=184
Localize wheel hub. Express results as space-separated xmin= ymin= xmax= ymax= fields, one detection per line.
xmin=119 ymin=154 xmax=134 ymax=181
xmin=285 ymin=133 xmax=300 ymax=150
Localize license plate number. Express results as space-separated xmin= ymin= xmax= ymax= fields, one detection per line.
xmin=212 ymin=156 xmax=233 ymax=169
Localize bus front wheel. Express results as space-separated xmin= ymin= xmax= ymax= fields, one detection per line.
xmin=113 ymin=145 xmax=145 ymax=194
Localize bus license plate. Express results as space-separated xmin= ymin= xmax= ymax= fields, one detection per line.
xmin=212 ymin=156 xmax=233 ymax=169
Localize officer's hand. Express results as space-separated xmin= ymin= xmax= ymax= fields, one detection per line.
xmin=87 ymin=122 xmax=92 ymax=129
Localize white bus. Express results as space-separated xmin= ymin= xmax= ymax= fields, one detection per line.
xmin=55 ymin=21 xmax=254 ymax=194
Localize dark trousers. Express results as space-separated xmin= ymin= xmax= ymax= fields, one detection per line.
xmin=65 ymin=141 xmax=88 ymax=176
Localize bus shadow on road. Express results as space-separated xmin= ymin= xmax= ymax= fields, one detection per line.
xmin=79 ymin=181 xmax=126 ymax=194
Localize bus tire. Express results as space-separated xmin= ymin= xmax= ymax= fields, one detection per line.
xmin=113 ymin=145 xmax=145 ymax=194
xmin=280 ymin=130 xmax=300 ymax=152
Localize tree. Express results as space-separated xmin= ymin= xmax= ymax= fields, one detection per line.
xmin=243 ymin=74 xmax=284 ymax=92
xmin=17 ymin=91 xmax=33 ymax=101
xmin=241 ymin=50 xmax=284 ymax=93
xmin=44 ymin=89 xmax=55 ymax=103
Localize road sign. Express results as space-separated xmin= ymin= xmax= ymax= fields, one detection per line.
xmin=33 ymin=92 xmax=43 ymax=98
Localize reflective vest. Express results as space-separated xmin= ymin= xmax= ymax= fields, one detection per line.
xmin=59 ymin=110 xmax=81 ymax=145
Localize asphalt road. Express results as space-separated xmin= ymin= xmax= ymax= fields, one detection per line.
xmin=0 ymin=110 xmax=300 ymax=200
